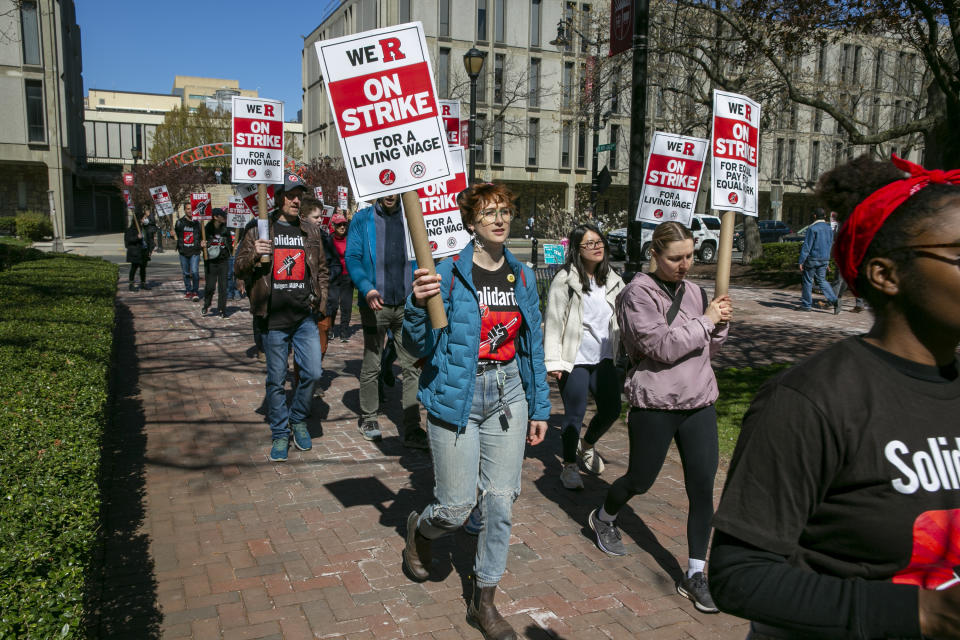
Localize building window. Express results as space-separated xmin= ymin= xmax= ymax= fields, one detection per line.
xmin=399 ymin=0 xmax=411 ymax=22
xmin=775 ymin=138 xmax=785 ymax=179
xmin=561 ymin=121 xmax=571 ymax=168
xmin=787 ymin=139 xmax=796 ymax=177
xmin=438 ymin=48 xmax=450 ymax=99
xmin=528 ymin=58 xmax=540 ymax=108
xmin=577 ymin=122 xmax=586 ymax=168
xmin=656 ymin=86 xmax=665 ymax=118
xmin=813 ymin=109 xmax=822 ymax=133
xmin=20 ymin=1 xmax=41 ymax=65
xmin=477 ymin=0 xmax=487 ymax=40
xmin=476 ymin=113 xmax=487 ymax=163
xmin=562 ymin=62 xmax=574 ymax=109
xmin=530 ymin=0 xmax=541 ymax=47
xmin=494 ymin=0 xmax=505 ymax=43
xmin=477 ymin=65 xmax=488 ymax=104
xmin=610 ymin=70 xmax=620 ymax=114
xmin=580 ymin=4 xmax=591 ymax=53
xmin=527 ymin=118 xmax=539 ymax=166
xmin=609 ymin=124 xmax=620 ymax=170
xmin=564 ymin=2 xmax=575 ymax=51
xmin=494 ymin=54 xmax=504 ymax=104
xmin=809 ymin=140 xmax=820 ymax=182
xmin=870 ymin=98 xmax=880 ymax=130
xmin=816 ymin=41 xmax=828 ymax=81
xmin=874 ymin=49 xmax=885 ymax=90
xmin=439 ymin=0 xmax=450 ymax=37
xmin=493 ymin=116 xmax=504 ymax=164
xmin=25 ymin=79 xmax=45 ymax=143
xmin=834 ymin=142 xmax=844 ymax=168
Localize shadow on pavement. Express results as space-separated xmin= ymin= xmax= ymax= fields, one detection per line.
xmin=84 ymin=300 xmax=161 ymax=638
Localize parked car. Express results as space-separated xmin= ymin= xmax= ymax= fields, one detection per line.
xmin=690 ymin=215 xmax=722 ymax=262
xmin=732 ymin=219 xmax=792 ymax=250
xmin=606 ymin=223 xmax=657 ymax=261
xmin=781 ymin=223 xmax=814 ymax=243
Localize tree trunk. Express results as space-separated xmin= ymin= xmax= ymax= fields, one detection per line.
xmin=740 ymin=215 xmax=763 ymax=264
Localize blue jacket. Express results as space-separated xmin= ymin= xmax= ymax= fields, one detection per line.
xmin=344 ymin=202 xmax=414 ymax=307
xmin=799 ymin=220 xmax=834 ymax=266
xmin=402 ymin=244 xmax=552 ymax=431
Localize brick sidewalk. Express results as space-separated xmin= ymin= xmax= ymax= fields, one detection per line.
xmin=92 ymin=265 xmax=870 ymax=639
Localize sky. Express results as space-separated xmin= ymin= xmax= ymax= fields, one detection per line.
xmin=76 ymin=0 xmax=342 ymax=120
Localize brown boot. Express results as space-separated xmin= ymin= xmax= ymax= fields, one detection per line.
xmin=402 ymin=511 xmax=431 ymax=582
xmin=467 ymin=579 xmax=516 ymax=640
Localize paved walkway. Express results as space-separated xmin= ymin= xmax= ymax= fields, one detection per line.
xmin=90 ymin=262 xmax=872 ymax=639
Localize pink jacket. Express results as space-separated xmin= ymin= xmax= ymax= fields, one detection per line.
xmin=617 ymin=274 xmax=728 ymax=410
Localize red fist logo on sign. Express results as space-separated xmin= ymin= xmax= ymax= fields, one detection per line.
xmin=728 ymin=192 xmax=739 ymax=204
xmin=247 ymin=169 xmax=257 ymax=178
xmin=379 ymin=169 xmax=396 ymax=185
xmin=654 ymin=209 xmax=664 ymax=219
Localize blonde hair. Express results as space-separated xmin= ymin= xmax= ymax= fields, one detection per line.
xmin=651 ymin=221 xmax=694 ymax=254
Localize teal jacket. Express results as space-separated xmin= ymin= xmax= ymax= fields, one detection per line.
xmin=402 ymin=243 xmax=551 ymax=431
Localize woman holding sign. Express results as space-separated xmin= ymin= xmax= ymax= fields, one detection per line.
xmin=709 ymin=155 xmax=960 ymax=638
xmin=544 ymin=223 xmax=624 ymax=490
xmin=588 ymin=222 xmax=731 ymax=614
xmin=401 ymin=182 xmax=550 ymax=640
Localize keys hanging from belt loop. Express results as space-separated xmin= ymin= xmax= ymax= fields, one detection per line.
xmin=496 ymin=363 xmax=512 ymax=428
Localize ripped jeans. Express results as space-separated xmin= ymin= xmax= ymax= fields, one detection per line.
xmin=417 ymin=359 xmax=529 ymax=587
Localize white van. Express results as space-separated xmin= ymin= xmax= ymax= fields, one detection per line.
xmin=639 ymin=215 xmax=722 ymax=262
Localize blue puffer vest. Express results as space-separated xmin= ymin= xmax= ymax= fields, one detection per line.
xmin=402 ymin=243 xmax=551 ymax=431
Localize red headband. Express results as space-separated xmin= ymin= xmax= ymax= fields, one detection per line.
xmin=834 ymin=154 xmax=960 ymax=295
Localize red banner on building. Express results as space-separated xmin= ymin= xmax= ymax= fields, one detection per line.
xmin=609 ymin=0 xmax=633 ymax=57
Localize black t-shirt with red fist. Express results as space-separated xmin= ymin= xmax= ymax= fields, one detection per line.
xmin=472 ymin=262 xmax=522 ymax=362
xmin=268 ymin=219 xmax=311 ymax=331
xmin=176 ymin=218 xmax=201 ymax=257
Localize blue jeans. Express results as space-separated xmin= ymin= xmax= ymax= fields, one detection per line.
xmin=179 ymin=253 xmax=200 ymax=294
xmin=227 ymin=256 xmax=238 ymax=299
xmin=263 ymin=315 xmax=322 ymax=439
xmin=417 ymin=359 xmax=528 ymax=587
xmin=800 ymin=261 xmax=837 ymax=309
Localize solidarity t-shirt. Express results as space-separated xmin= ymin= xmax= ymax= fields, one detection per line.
xmin=714 ymin=337 xmax=960 ymax=595
xmin=204 ymin=222 xmax=231 ymax=262
xmin=268 ymin=219 xmax=311 ymax=331
xmin=473 ymin=262 xmax=522 ymax=362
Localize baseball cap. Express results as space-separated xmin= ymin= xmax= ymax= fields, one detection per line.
xmin=331 ymin=212 xmax=348 ymax=224
xmin=279 ymin=171 xmax=308 ymax=194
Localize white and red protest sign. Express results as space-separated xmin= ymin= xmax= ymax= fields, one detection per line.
xmin=321 ymin=205 xmax=334 ymax=228
xmin=190 ymin=192 xmax=212 ymax=221
xmin=337 ymin=186 xmax=348 ymax=210
xmin=122 ymin=188 xmax=133 ymax=210
xmin=234 ymin=183 xmax=276 ymax=216
xmin=460 ymin=121 xmax=469 ymax=150
xmin=149 ymin=185 xmax=175 ymax=217
xmin=231 ymin=96 xmax=284 ymax=185
xmin=226 ymin=196 xmax=252 ymax=229
xmin=404 ymin=147 xmax=468 ymax=260
xmin=636 ymin=132 xmax=709 ymax=227
xmin=315 ymin=22 xmax=453 ymax=200
xmin=314 ymin=186 xmax=324 ymax=203
xmin=122 ymin=172 xmax=135 ymax=187
xmin=711 ymin=90 xmax=760 ymax=216
xmin=439 ymin=100 xmax=460 ymax=147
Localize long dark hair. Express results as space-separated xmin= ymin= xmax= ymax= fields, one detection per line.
xmin=564 ymin=222 xmax=610 ymax=293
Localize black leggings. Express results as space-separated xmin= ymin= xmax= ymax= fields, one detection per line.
xmin=603 ymin=405 xmax=718 ymax=560
xmin=129 ymin=261 xmax=146 ymax=284
xmin=204 ymin=260 xmax=228 ymax=312
xmin=557 ymin=359 xmax=621 ymax=463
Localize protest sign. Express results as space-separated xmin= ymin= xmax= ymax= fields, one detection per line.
xmin=234 ymin=183 xmax=276 ymax=216
xmin=337 ymin=186 xmax=348 ymax=210
xmin=543 ymin=244 xmax=565 ymax=265
xmin=231 ymin=96 xmax=284 ymax=184
xmin=314 ymin=186 xmax=324 ymax=203
xmin=636 ymin=132 xmax=708 ymax=227
xmin=122 ymin=189 xmax=133 ymax=211
xmin=439 ymin=100 xmax=461 ymax=147
xmin=190 ymin=193 xmax=212 ymax=221
xmin=710 ymin=89 xmax=760 ymax=217
xmin=226 ymin=196 xmax=252 ymax=229
xmin=149 ymin=185 xmax=175 ymax=217
xmin=321 ymin=205 xmax=334 ymax=228
xmin=315 ymin=22 xmax=454 ymax=200
xmin=403 ymin=147 xmax=468 ymax=260
xmin=122 ymin=172 xmax=134 ymax=187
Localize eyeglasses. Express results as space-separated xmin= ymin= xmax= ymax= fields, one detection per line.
xmin=580 ymin=240 xmax=604 ymax=249
xmin=889 ymin=242 xmax=960 ymax=267
xmin=478 ymin=208 xmax=514 ymax=225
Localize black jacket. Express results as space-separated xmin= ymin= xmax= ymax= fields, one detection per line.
xmin=175 ymin=217 xmax=202 ymax=257
xmin=125 ymin=223 xmax=153 ymax=263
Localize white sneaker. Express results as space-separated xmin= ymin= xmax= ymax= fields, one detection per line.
xmin=578 ymin=443 xmax=604 ymax=475
xmin=560 ymin=464 xmax=584 ymax=490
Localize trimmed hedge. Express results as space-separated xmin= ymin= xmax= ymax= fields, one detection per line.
xmin=751 ymin=242 xmax=837 ymax=280
xmin=0 ymin=217 xmax=16 ymax=236
xmin=15 ymin=211 xmax=53 ymax=242
xmin=0 ymin=252 xmax=116 ymax=638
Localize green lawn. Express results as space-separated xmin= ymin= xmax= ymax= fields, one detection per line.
xmin=0 ymin=236 xmax=30 ymax=248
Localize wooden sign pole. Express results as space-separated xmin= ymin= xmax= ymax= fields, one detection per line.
xmin=401 ymin=191 xmax=448 ymax=329
xmin=199 ymin=211 xmax=208 ymax=261
xmin=257 ymin=184 xmax=270 ymax=264
xmin=714 ymin=210 xmax=736 ymax=297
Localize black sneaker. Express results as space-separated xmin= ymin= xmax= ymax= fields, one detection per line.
xmin=201 ymin=306 xmax=209 ymax=316
xmin=588 ymin=508 xmax=626 ymax=556
xmin=677 ymin=571 xmax=719 ymax=614
xmin=402 ymin=427 xmax=429 ymax=450
xmin=833 ymin=299 xmax=842 ymax=315
xmin=128 ymin=283 xmax=136 ymax=291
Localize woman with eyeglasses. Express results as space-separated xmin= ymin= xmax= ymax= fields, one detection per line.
xmin=587 ymin=221 xmax=732 ymax=615
xmin=401 ymin=182 xmax=550 ymax=640
xmin=709 ymin=155 xmax=960 ymax=638
xmin=544 ymin=223 xmax=624 ymax=490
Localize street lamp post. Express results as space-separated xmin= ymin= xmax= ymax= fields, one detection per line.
xmin=462 ymin=48 xmax=486 ymax=185
xmin=625 ymin=0 xmax=650 ymax=278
